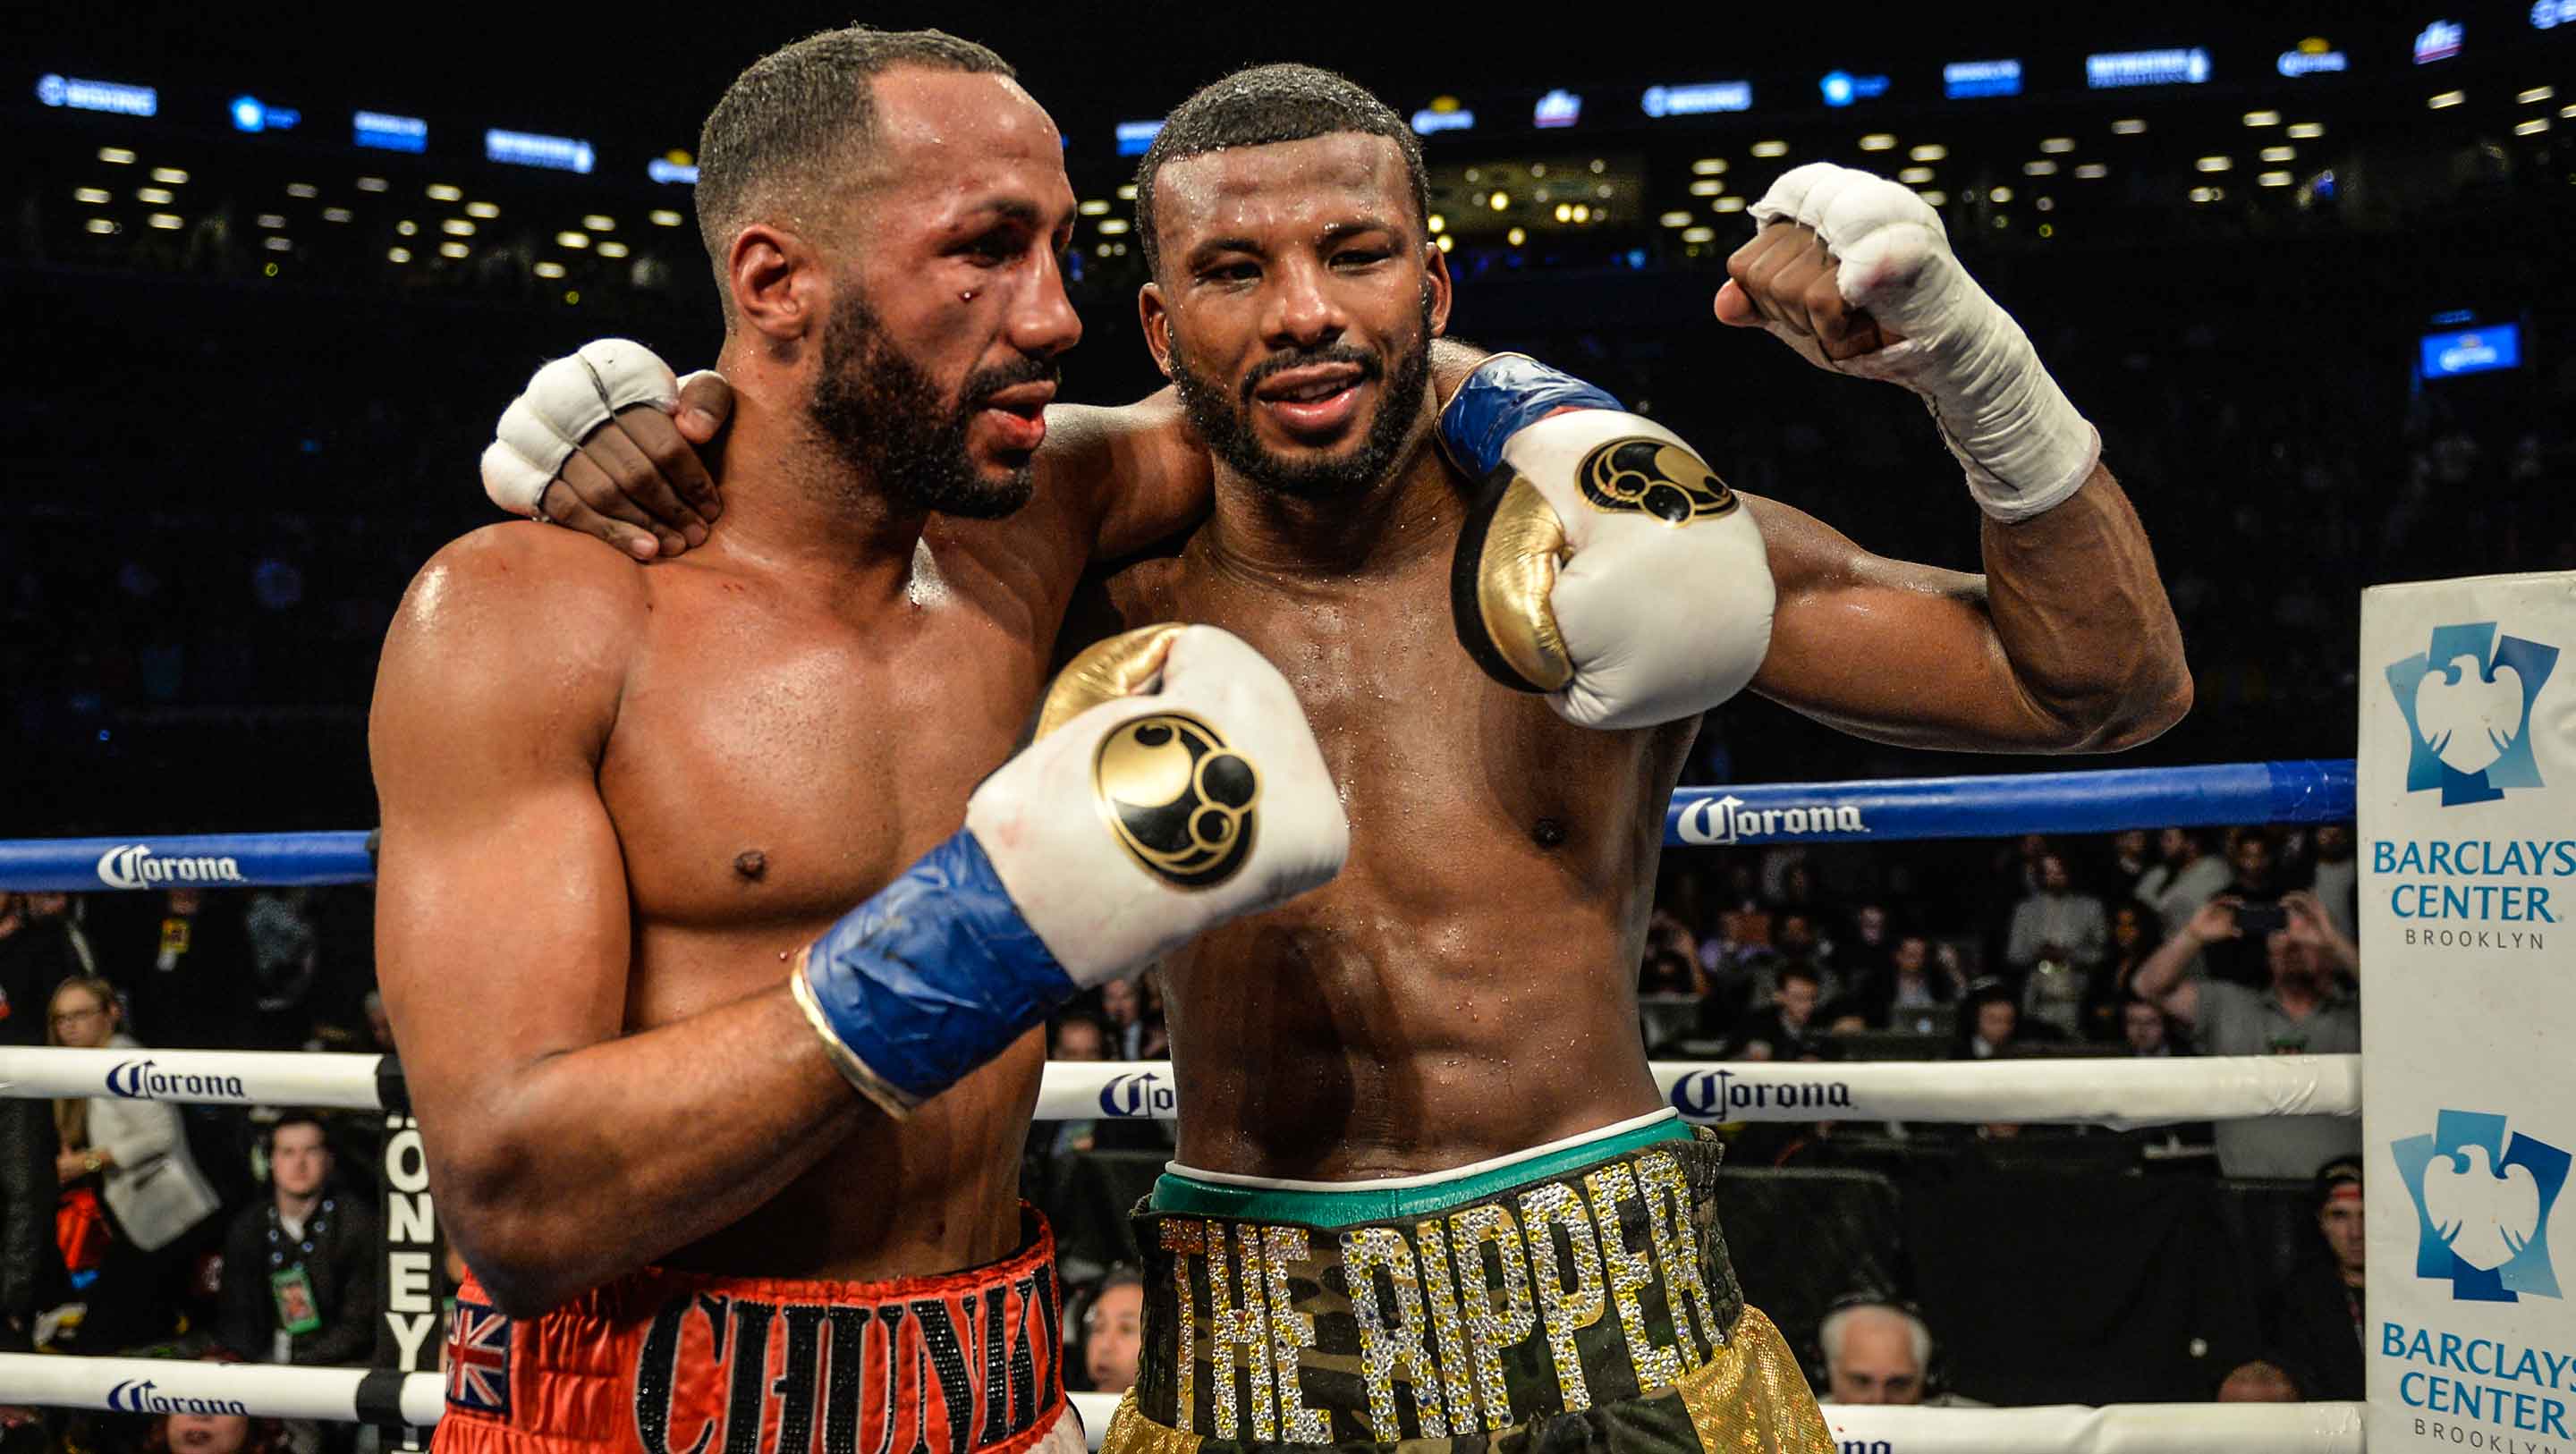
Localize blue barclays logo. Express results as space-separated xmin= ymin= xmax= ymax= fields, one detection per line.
xmin=2388 ymin=622 xmax=2558 ymax=807
xmin=2394 ymin=1110 xmax=2571 ymax=1303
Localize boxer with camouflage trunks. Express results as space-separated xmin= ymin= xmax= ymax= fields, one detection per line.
xmin=485 ymin=63 xmax=2189 ymax=1454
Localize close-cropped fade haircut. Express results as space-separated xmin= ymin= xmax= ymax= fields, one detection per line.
xmin=1133 ymin=63 xmax=1429 ymax=277
xmin=695 ymin=26 xmax=1016 ymax=320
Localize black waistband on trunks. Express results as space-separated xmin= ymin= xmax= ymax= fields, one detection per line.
xmin=1129 ymin=1133 xmax=1748 ymax=1445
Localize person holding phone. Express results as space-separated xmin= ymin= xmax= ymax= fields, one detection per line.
xmin=2131 ymin=890 xmax=2360 ymax=1177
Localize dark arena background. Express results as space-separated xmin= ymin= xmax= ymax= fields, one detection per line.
xmin=2 ymin=0 xmax=2571 ymax=1440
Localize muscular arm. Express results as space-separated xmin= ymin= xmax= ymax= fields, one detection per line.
xmin=1745 ymin=463 xmax=2190 ymax=752
xmin=2130 ymin=923 xmax=2208 ymax=1026
xmin=370 ymin=526 xmax=865 ymax=1315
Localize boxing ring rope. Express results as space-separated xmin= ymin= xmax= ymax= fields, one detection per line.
xmin=0 ymin=759 xmax=2358 ymax=892
xmin=0 ymin=1046 xmax=2362 ymax=1127
xmin=0 ymin=759 xmax=2371 ymax=1450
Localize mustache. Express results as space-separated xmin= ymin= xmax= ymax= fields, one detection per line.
xmin=1236 ymin=342 xmax=1383 ymax=408
xmin=959 ymin=355 xmax=1061 ymax=412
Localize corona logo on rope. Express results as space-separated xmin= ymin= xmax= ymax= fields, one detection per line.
xmin=106 ymin=1380 xmax=250 ymax=1417
xmin=1098 ymin=1070 xmax=1177 ymax=1119
xmin=1668 ymin=1067 xmax=1855 ymax=1119
xmin=95 ymin=841 xmax=248 ymax=890
xmin=2386 ymin=621 xmax=2560 ymax=807
xmin=107 ymin=1058 xmax=250 ymax=1103
xmin=1673 ymin=793 xmax=1869 ymax=846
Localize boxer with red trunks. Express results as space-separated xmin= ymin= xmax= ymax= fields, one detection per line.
xmin=370 ymin=30 xmax=1351 ymax=1454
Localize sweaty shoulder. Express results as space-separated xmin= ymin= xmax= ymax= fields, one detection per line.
xmin=376 ymin=522 xmax=647 ymax=752
xmin=1037 ymin=389 xmax=1212 ymax=560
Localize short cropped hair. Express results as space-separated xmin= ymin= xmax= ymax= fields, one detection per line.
xmin=695 ymin=27 xmax=1016 ymax=313
xmin=1134 ymin=63 xmax=1428 ymax=275
xmin=1820 ymin=1302 xmax=1933 ymax=1372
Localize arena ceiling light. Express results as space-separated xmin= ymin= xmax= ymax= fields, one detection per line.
xmin=356 ymin=176 xmax=389 ymax=192
xmin=1858 ymin=134 xmax=1897 ymax=150
xmin=598 ymin=241 xmax=629 ymax=258
xmin=1428 ymin=214 xmax=1445 ymax=233
xmin=2196 ymin=156 xmax=2233 ymax=171
xmin=2074 ymin=164 xmax=2109 ymax=179
xmin=286 ymin=183 xmax=318 ymax=199
xmin=2519 ymin=86 xmax=2555 ymax=104
xmin=2243 ymin=110 xmax=2281 ymax=126
xmin=1659 ymin=210 xmax=1691 ymax=226
xmin=1688 ymin=179 xmax=1724 ymax=196
xmin=1505 ymin=226 xmax=1526 ymax=245
xmin=150 ymin=167 xmax=187 ymax=184
xmin=2287 ymin=122 xmax=2325 ymax=138
xmin=438 ymin=241 xmax=468 ymax=258
xmin=555 ymin=231 xmax=589 ymax=249
xmin=1713 ymin=195 xmax=1747 ymax=212
xmin=2516 ymin=117 xmax=2553 ymax=134
xmin=1987 ymin=185 xmax=2012 ymax=203
xmin=257 ymin=212 xmax=284 ymax=228
xmin=147 ymin=214 xmax=181 ymax=230
xmin=2258 ymin=171 xmax=2293 ymax=186
xmin=534 ymin=261 xmax=567 ymax=279
xmin=427 ymin=183 xmax=462 ymax=200
xmin=1097 ymin=218 xmax=1131 ymax=234
xmin=1434 ymin=233 xmax=1453 ymax=253
xmin=1917 ymin=190 xmax=1946 ymax=206
xmin=1899 ymin=166 xmax=1934 ymax=183
xmin=2108 ymin=119 xmax=2147 ymax=134
xmin=322 ymin=207 xmax=351 ymax=223
xmin=441 ymin=218 xmax=474 ymax=236
xmin=464 ymin=201 xmax=499 ymax=219
xmin=2262 ymin=145 xmax=2297 ymax=161
xmin=1078 ymin=199 xmax=1110 ymax=216
xmin=2024 ymin=160 xmax=2058 ymax=175
xmin=2563 ymin=103 xmax=2576 ymax=117
xmin=86 ymin=218 xmax=119 ymax=234
xmin=73 ymin=187 xmax=110 ymax=204
xmin=1910 ymin=143 xmax=1946 ymax=161
xmin=2190 ymin=185 xmax=2219 ymax=202
xmin=1690 ymin=157 xmax=1726 ymax=174
xmin=387 ymin=247 xmax=411 ymax=263
xmin=263 ymin=236 xmax=292 ymax=251
xmin=98 ymin=148 xmax=136 ymax=165
xmin=1116 ymin=183 xmax=1139 ymax=199
xmin=2039 ymin=137 xmax=2076 ymax=153
xmin=2428 ymin=90 xmax=2467 ymax=108
xmin=649 ymin=209 xmax=683 ymax=226
xmin=137 ymin=187 xmax=172 ymax=204
xmin=1750 ymin=139 xmax=1788 ymax=156
xmin=395 ymin=220 xmax=417 ymax=236
xmin=1682 ymin=225 xmax=1716 ymax=242
xmin=1488 ymin=190 xmax=1510 ymax=209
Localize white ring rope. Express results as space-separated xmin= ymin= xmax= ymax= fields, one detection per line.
xmin=0 ymin=1048 xmax=2363 ymax=1126
xmin=0 ymin=1356 xmax=2365 ymax=1452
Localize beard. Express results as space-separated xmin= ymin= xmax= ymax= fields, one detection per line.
xmin=806 ymin=288 xmax=1055 ymax=520
xmin=1167 ymin=287 xmax=1435 ymax=500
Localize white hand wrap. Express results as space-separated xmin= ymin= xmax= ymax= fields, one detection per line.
xmin=477 ymin=339 xmax=682 ymax=518
xmin=1749 ymin=164 xmax=2100 ymax=522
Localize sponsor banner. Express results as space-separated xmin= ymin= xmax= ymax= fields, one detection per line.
xmin=2362 ymin=574 xmax=2576 ymax=1454
xmin=0 ymin=1048 xmax=386 ymax=1110
xmin=0 ymin=1349 xmax=444 ymax=1424
xmin=0 ymin=831 xmax=375 ymax=892
xmin=1664 ymin=760 xmax=2352 ymax=847
xmin=1032 ymin=1057 xmax=2358 ymax=1128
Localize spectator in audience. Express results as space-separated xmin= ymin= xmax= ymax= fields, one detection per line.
xmin=2131 ymin=891 xmax=2360 ymax=1177
xmin=145 ymin=1406 xmax=293 ymax=1454
xmin=216 ymin=1112 xmax=380 ymax=1368
xmin=47 ymin=976 xmax=224 ymax=1350
xmin=2249 ymin=1156 xmax=2368 ymax=1401
xmin=121 ymin=889 xmax=252 ymax=1051
xmin=1736 ymin=964 xmax=1826 ymax=1061
xmin=1078 ymin=1268 xmax=1144 ymax=1394
xmin=2136 ymin=828 xmax=2232 ymax=936
xmin=2106 ymin=830 xmax=2156 ymax=903
xmin=1841 ymin=903 xmax=1895 ymax=984
xmin=2307 ymin=824 xmax=2359 ymax=943
xmin=2200 ymin=830 xmax=2289 ymax=987
xmin=2004 ymin=854 xmax=2106 ymax=1036
xmin=2120 ymin=998 xmax=2183 ymax=1057
xmin=2216 ymin=1360 xmax=2301 ymax=1401
xmin=1956 ymin=981 xmax=2056 ymax=1060
xmin=1868 ymin=934 xmax=1963 ymax=1032
xmin=2081 ymin=901 xmax=2164 ymax=1040
xmin=1818 ymin=1299 xmax=1974 ymax=1406
xmin=0 ymin=895 xmax=72 ymax=1351
xmin=1100 ymin=976 xmax=1148 ymax=1061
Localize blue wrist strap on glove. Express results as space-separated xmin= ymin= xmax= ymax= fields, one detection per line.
xmin=1436 ymin=352 xmax=1623 ymax=482
xmin=789 ymin=828 xmax=1075 ymax=1115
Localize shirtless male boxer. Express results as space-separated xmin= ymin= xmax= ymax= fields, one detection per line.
xmin=488 ymin=66 xmax=2187 ymax=1454
xmin=371 ymin=31 xmax=1357 ymax=1454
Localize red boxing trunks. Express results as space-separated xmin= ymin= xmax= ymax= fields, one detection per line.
xmin=436 ymin=1210 xmax=1066 ymax=1454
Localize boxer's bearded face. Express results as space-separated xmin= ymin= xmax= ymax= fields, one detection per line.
xmin=1167 ymin=285 xmax=1433 ymax=499
xmin=807 ymin=283 xmax=1054 ymax=520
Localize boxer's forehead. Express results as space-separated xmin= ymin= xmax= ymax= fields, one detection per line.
xmin=1155 ymin=132 xmax=1412 ymax=254
xmin=863 ymin=68 xmax=1073 ymax=229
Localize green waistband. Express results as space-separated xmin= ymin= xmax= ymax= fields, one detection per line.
xmin=1148 ymin=1116 xmax=1695 ymax=1229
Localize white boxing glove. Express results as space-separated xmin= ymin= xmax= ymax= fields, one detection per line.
xmin=1748 ymin=163 xmax=2100 ymax=522
xmin=1440 ymin=355 xmax=1775 ymax=730
xmin=791 ymin=623 xmax=1347 ymax=1115
xmin=478 ymin=338 xmax=716 ymax=519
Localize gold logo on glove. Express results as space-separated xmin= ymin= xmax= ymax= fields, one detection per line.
xmin=1094 ymin=713 xmax=1260 ymax=888
xmin=1578 ymin=438 xmax=1736 ymax=526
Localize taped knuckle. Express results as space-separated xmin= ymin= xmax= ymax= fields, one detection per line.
xmin=572 ymin=338 xmax=680 ymax=413
xmin=496 ymin=398 xmax=579 ymax=476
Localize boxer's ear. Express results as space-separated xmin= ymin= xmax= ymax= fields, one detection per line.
xmin=1138 ymin=283 xmax=1175 ymax=380
xmin=728 ymin=224 xmax=822 ymax=347
xmin=1421 ymin=237 xmax=1454 ymax=340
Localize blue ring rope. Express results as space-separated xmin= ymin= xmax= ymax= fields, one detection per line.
xmin=0 ymin=761 xmax=2355 ymax=892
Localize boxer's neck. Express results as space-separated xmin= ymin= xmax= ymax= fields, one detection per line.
xmin=1199 ymin=435 xmax=1463 ymax=580
xmin=705 ymin=380 xmax=936 ymax=597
